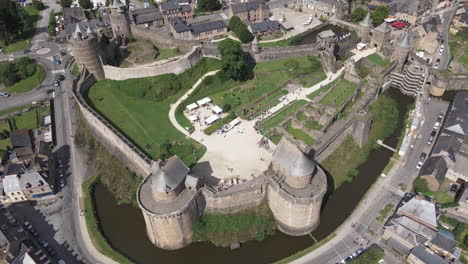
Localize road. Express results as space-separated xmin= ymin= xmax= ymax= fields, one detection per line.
xmin=431 ymin=0 xmax=458 ymax=70
xmin=293 ymin=97 xmax=449 ymax=264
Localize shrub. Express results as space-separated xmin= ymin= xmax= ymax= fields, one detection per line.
xmin=47 ymin=10 xmax=56 ymax=36
xmin=222 ymin=104 xmax=231 ymax=112
xmin=413 ymin=177 xmax=429 ymax=194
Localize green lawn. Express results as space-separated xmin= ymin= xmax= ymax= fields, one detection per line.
xmin=71 ymin=63 xmax=79 ymax=76
xmin=285 ymin=122 xmax=316 ymax=145
xmin=450 ymin=41 xmax=462 ymax=56
xmin=364 ymin=53 xmax=390 ymax=68
xmin=413 ymin=177 xmax=455 ymax=203
xmin=299 ymin=72 xmax=327 ymax=87
xmin=0 ymin=121 xmax=10 ymax=131
xmin=259 ymin=100 xmax=308 ymax=132
xmin=459 ymin=51 xmax=468 ymax=68
xmin=5 ymin=65 xmax=45 ymax=93
xmin=86 ymin=58 xmax=221 ymax=166
xmin=307 ymin=79 xmax=337 ymax=100
xmin=156 ymin=48 xmax=184 ymax=61
xmin=348 ymin=245 xmax=384 ymax=264
xmin=320 ymin=79 xmax=358 ymax=107
xmin=0 ymin=105 xmax=31 ymax=117
xmin=2 ymin=6 xmax=39 ymax=53
xmin=12 ymin=110 xmax=38 ymax=129
xmin=376 ymin=203 xmax=394 ymax=222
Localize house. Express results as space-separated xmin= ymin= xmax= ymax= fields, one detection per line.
xmin=228 ymin=0 xmax=269 ymax=23
xmin=454 ymin=6 xmax=468 ymax=26
xmin=431 ymin=92 xmax=468 ymax=183
xmin=411 ymin=16 xmax=441 ymax=54
xmin=2 ymin=172 xmax=54 ymax=204
xmin=427 ymin=233 xmax=460 ymax=261
xmin=396 ymin=195 xmax=438 ymax=229
xmin=301 ymin=0 xmax=347 ymax=19
xmin=62 ymin=7 xmax=86 ymax=26
xmin=130 ymin=7 xmax=165 ymax=27
xmin=407 ymin=244 xmax=448 ymax=264
xmin=37 ymin=141 xmax=51 ymax=160
xmin=420 ymin=156 xmax=448 ymax=191
xmin=170 ymin=17 xmax=228 ymax=40
xmin=9 ymin=130 xmax=32 ymax=149
xmin=160 ymin=0 xmax=193 ymax=23
xmin=248 ymin=20 xmax=281 ymax=35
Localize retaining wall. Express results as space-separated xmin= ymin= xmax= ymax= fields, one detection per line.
xmin=72 ymin=71 xmax=153 ymax=176
xmin=131 ymin=25 xmax=200 ymax=51
xmin=103 ymin=46 xmax=203 ymax=80
xmin=256 ymin=45 xmax=318 ymax=62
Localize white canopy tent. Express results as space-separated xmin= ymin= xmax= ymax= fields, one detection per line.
xmin=212 ymin=105 xmax=223 ymax=114
xmin=186 ymin=103 xmax=199 ymax=111
xmin=197 ymin=97 xmax=212 ymax=106
xmin=205 ymin=115 xmax=220 ymax=125
xmin=189 ymin=115 xmax=199 ymax=122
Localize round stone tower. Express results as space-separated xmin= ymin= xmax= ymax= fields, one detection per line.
xmin=266 ymin=138 xmax=327 ymax=236
xmin=137 ymin=156 xmax=202 ymax=250
xmin=109 ymin=0 xmax=133 ymax=40
xmin=393 ymin=32 xmax=411 ymax=72
xmin=68 ymin=25 xmax=105 ymax=80
xmin=358 ymin=12 xmax=372 ymax=43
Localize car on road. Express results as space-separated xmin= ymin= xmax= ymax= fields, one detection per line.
xmin=47 ymin=247 xmax=56 ymax=256
xmin=57 ymin=160 xmax=63 ymax=168
xmin=23 ymin=220 xmax=32 ymax=229
xmin=434 ymin=121 xmax=440 ymax=130
xmin=0 ymin=92 xmax=10 ymax=97
xmin=58 ymin=74 xmax=65 ymax=81
xmin=59 ymin=179 xmax=65 ymax=188
xmin=450 ymin=184 xmax=458 ymax=193
xmin=434 ymin=63 xmax=439 ymax=69
xmin=55 ymin=59 xmax=61 ymax=65
xmin=416 ymin=161 xmax=424 ymax=170
xmin=427 ymin=131 xmax=436 ymax=145
xmin=420 ymin=152 xmax=427 ymax=160
xmin=0 ymin=47 xmax=3 ymax=53
xmin=38 ymin=237 xmax=48 ymax=248
xmin=54 ymin=80 xmax=60 ymax=87
xmin=438 ymin=112 xmax=444 ymax=119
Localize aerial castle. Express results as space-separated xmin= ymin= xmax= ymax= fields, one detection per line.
xmin=137 ymin=138 xmax=327 ymax=250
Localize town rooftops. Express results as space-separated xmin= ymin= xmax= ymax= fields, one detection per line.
xmin=432 ymin=135 xmax=461 ymax=161
xmin=317 ymin=29 xmax=336 ymax=39
xmin=430 ymin=233 xmax=458 ymax=254
xmin=459 ymin=187 xmax=468 ymax=204
xmin=409 ymin=244 xmax=447 ymax=264
xmin=62 ymin=7 xmax=86 ymax=25
xmin=131 ymin=7 xmax=163 ymax=24
xmin=397 ymin=195 xmax=437 ymax=228
xmin=397 ymin=32 xmax=411 ymax=49
xmin=249 ymin=20 xmax=280 ymax=34
xmin=171 ymin=17 xmax=191 ymax=33
xmin=3 ymin=172 xmax=48 ymax=193
xmin=443 ymin=91 xmax=468 ymax=139
xmin=65 ymin=16 xmax=111 ymax=36
xmin=151 ymin=156 xmax=189 ymax=193
xmin=374 ymin=22 xmax=392 ymax=33
xmin=191 ymin=20 xmax=227 ymax=34
xmin=5 ymin=164 xmax=26 ymax=175
xmin=230 ymin=0 xmax=266 ymax=14
xmin=10 ymin=130 xmax=32 ymax=148
xmin=273 ymin=138 xmax=315 ymax=178
xmin=359 ymin=12 xmax=372 ymax=27
xmin=161 ymin=0 xmax=192 ymax=14
xmin=389 ymin=215 xmax=437 ymax=241
xmin=420 ymin=156 xmax=447 ymax=184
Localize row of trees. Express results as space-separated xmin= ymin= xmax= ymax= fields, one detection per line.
xmin=217 ymin=39 xmax=249 ymax=81
xmin=0 ymin=0 xmax=33 ymax=45
xmin=0 ymin=57 xmax=36 ymax=87
xmin=228 ymin=16 xmax=254 ymax=43
xmin=349 ymin=5 xmax=389 ymax=27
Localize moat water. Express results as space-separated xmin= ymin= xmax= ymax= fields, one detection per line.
xmin=92 ymin=89 xmax=413 ymax=263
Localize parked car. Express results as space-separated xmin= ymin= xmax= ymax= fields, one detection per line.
xmin=47 ymin=247 xmax=56 ymax=256
xmin=54 ymin=80 xmax=60 ymax=87
xmin=29 ymin=228 xmax=39 ymax=237
xmin=434 ymin=121 xmax=440 ymax=130
xmin=23 ymin=220 xmax=32 ymax=230
xmin=427 ymin=131 xmax=436 ymax=144
xmin=38 ymin=237 xmax=48 ymax=248
xmin=450 ymin=184 xmax=458 ymax=193
xmin=54 ymin=59 xmax=61 ymax=65
xmin=59 ymin=179 xmax=65 ymax=188
xmin=420 ymin=152 xmax=427 ymax=160
xmin=0 ymin=92 xmax=10 ymax=97
xmin=58 ymin=74 xmax=65 ymax=81
xmin=416 ymin=161 xmax=424 ymax=170
xmin=438 ymin=112 xmax=444 ymax=119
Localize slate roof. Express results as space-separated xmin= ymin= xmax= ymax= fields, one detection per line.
xmin=273 ymin=138 xmax=315 ymax=178
xmin=422 ymin=16 xmax=441 ymax=33
xmin=131 ymin=7 xmax=164 ymax=24
xmin=5 ymin=164 xmax=26 ymax=175
xmin=230 ymin=0 xmax=266 ymax=14
xmin=191 ymin=20 xmax=227 ymax=34
xmin=151 ymin=156 xmax=189 ymax=193
xmin=249 ymin=21 xmax=280 ymax=34
xmin=317 ymin=29 xmax=336 ymax=38
xmin=390 ymin=0 xmax=420 ymax=15
xmin=430 ymin=233 xmax=458 ymax=254
xmin=398 ymin=32 xmax=411 ymax=49
xmin=410 ymin=244 xmax=447 ymax=264
xmin=456 ymin=11 xmax=468 ymax=23
xmin=171 ymin=17 xmax=191 ymax=33
xmin=14 ymin=147 xmax=33 ymax=158
xmin=161 ymin=0 xmax=192 ymax=14
xmin=397 ymin=196 xmax=437 ymax=228
xmin=65 ymin=16 xmax=111 ymax=36
xmin=359 ymin=12 xmax=372 ymax=27
xmin=374 ymin=22 xmax=392 ymax=33
xmin=443 ymin=91 xmax=468 ymax=140
xmin=432 ymin=135 xmax=461 ymax=162
xmin=385 ymin=215 xmax=437 ymax=246
xmin=3 ymin=172 xmax=48 ymax=193
xmin=10 ymin=130 xmax=32 ymax=148
xmin=459 ymin=187 xmax=468 ymax=204
xmin=420 ymin=156 xmax=447 ymax=184
xmin=62 ymin=7 xmax=86 ymax=25
xmin=38 ymin=141 xmax=51 ymax=157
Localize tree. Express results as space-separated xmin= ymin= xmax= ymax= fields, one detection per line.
xmin=79 ymin=0 xmax=93 ymax=9
xmin=196 ymin=0 xmax=221 ymax=12
xmin=60 ymin=0 xmax=73 ymax=7
xmin=371 ymin=5 xmax=389 ymax=27
xmin=32 ymin=0 xmax=45 ymax=10
xmin=351 ymin=7 xmax=367 ymax=22
xmin=218 ymin=39 xmax=249 ymax=81
xmin=0 ymin=0 xmax=30 ymax=45
xmin=228 ymin=16 xmax=253 ymax=43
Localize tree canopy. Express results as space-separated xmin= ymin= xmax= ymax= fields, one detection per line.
xmin=218 ymin=39 xmax=249 ymax=81
xmin=351 ymin=7 xmax=367 ymax=22
xmin=79 ymin=0 xmax=93 ymax=9
xmin=60 ymin=0 xmax=73 ymax=7
xmin=196 ymin=0 xmax=221 ymax=12
xmin=0 ymin=0 xmax=30 ymax=45
xmin=0 ymin=57 xmax=36 ymax=86
xmin=228 ymin=16 xmax=254 ymax=43
xmin=32 ymin=0 xmax=45 ymax=10
xmin=371 ymin=5 xmax=389 ymax=27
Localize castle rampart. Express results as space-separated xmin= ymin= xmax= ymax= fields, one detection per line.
xmin=102 ymin=46 xmax=203 ymax=80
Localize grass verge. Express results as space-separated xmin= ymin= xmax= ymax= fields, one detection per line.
xmin=6 ymin=65 xmax=45 ymax=93
xmin=364 ymin=53 xmax=390 ymax=68
xmin=376 ymin=203 xmax=393 ymax=222
xmin=275 ymin=233 xmax=337 ymax=264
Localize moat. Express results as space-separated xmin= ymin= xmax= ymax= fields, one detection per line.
xmin=93 ymin=89 xmax=413 ymax=263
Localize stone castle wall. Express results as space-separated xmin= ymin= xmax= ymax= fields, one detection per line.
xmin=131 ymin=25 xmax=200 ymax=51
xmin=201 ymin=177 xmax=267 ymax=214
xmin=256 ymin=45 xmax=319 ymax=62
xmin=72 ymin=70 xmax=153 ymax=176
xmin=103 ymin=46 xmax=203 ymax=80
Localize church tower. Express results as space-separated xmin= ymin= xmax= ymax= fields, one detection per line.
xmin=109 ymin=0 xmax=133 ymax=40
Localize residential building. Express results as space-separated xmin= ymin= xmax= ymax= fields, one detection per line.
xmin=160 ymin=0 xmax=194 ymax=23
xmin=62 ymin=7 xmax=87 ymax=26
xmin=301 ymin=0 xmax=347 ymax=19
xmin=228 ymin=1 xmax=269 ymax=23
xmin=427 ymin=233 xmax=460 ymax=261
xmin=411 ymin=16 xmax=442 ymax=54
xmin=2 ymin=172 xmax=54 ymax=204
xmin=248 ymin=20 xmax=281 ymax=35
xmin=407 ymin=244 xmax=448 ymax=264
xmin=130 ymin=7 xmax=165 ymax=27
xmin=170 ymin=17 xmax=227 ymax=40
xmin=420 ymin=156 xmax=448 ymax=191
xmin=454 ymin=6 xmax=468 ymax=26
xmin=9 ymin=130 xmax=32 ymax=149
xmin=396 ymin=195 xmax=438 ymax=229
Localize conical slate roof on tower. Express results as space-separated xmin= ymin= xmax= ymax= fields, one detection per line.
xmin=398 ymin=32 xmax=411 ymax=49
xmin=359 ymin=12 xmax=372 ymax=27
xmin=71 ymin=24 xmax=82 ymax=40
xmin=374 ymin=21 xmax=391 ymax=33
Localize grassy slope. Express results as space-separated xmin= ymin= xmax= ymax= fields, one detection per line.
xmin=6 ymin=65 xmax=45 ymax=93
xmin=3 ymin=6 xmax=38 ymax=53
xmin=86 ymin=58 xmax=221 ymax=166
xmin=320 ymin=79 xmax=358 ymax=107
xmin=156 ymin=48 xmax=184 ymax=61
xmin=259 ymin=100 xmax=308 ymax=132
xmin=285 ymin=122 xmax=316 ymax=145
xmin=13 ymin=110 xmax=38 ymax=129
xmin=322 ymin=94 xmax=399 ymax=188
xmin=364 ymin=53 xmax=390 ymax=68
